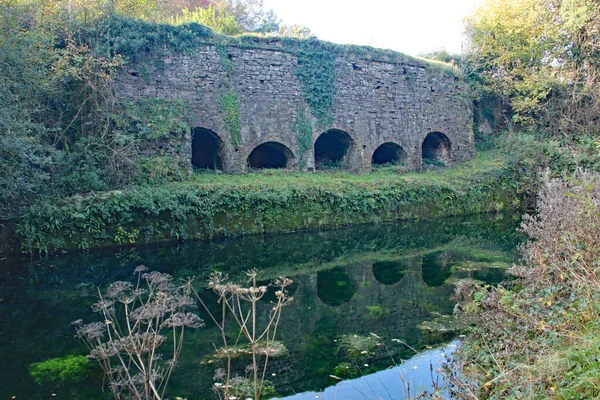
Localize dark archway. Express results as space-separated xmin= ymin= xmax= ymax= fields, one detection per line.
xmin=422 ymin=132 xmax=452 ymax=166
xmin=317 ymin=267 xmax=356 ymax=306
xmin=314 ymin=129 xmax=354 ymax=169
xmin=248 ymin=141 xmax=294 ymax=169
xmin=371 ymin=142 xmax=406 ymax=166
xmin=422 ymin=252 xmax=452 ymax=287
xmin=192 ymin=128 xmax=223 ymax=170
xmin=372 ymin=259 xmax=408 ymax=285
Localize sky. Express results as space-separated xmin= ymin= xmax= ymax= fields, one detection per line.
xmin=262 ymin=0 xmax=484 ymax=56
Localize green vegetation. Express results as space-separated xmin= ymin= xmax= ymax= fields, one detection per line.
xmin=218 ymin=88 xmax=242 ymax=149
xmin=464 ymin=0 xmax=599 ymax=135
xmin=14 ymin=151 xmax=521 ymax=253
xmin=170 ymin=6 xmax=242 ymax=35
xmin=0 ymin=0 xmax=461 ymax=239
xmin=114 ymin=98 xmax=189 ymax=139
xmin=293 ymin=108 xmax=314 ymax=165
xmin=453 ymin=171 xmax=600 ymax=398
xmin=294 ymin=39 xmax=338 ymax=127
xmin=443 ymin=0 xmax=600 ymax=397
xmin=29 ymin=355 xmax=93 ymax=387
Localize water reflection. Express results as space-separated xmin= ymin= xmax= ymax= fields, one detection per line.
xmin=372 ymin=259 xmax=409 ymax=285
xmin=0 ymin=214 xmax=519 ymax=399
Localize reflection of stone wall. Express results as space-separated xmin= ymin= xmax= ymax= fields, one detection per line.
xmin=266 ymin=255 xmax=458 ymax=394
xmin=118 ymin=43 xmax=474 ymax=172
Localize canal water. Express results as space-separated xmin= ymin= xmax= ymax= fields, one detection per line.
xmin=0 ymin=214 xmax=520 ymax=399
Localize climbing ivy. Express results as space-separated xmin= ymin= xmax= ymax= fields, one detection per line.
xmin=294 ymin=108 xmax=313 ymax=166
xmin=215 ymin=42 xmax=234 ymax=72
xmin=294 ymin=39 xmax=338 ymax=127
xmin=218 ymin=88 xmax=241 ymax=149
xmin=113 ymin=98 xmax=189 ymax=139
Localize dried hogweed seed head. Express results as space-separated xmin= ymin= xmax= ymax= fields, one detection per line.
xmin=134 ymin=265 xmax=148 ymax=274
xmin=76 ymin=322 xmax=106 ymax=340
xmin=162 ymin=312 xmax=205 ymax=328
xmin=91 ymin=299 xmax=114 ymax=314
xmin=105 ymin=281 xmax=133 ymax=300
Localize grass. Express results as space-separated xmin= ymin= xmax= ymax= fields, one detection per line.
xmin=168 ymin=150 xmax=504 ymax=189
xmin=17 ymin=150 xmax=520 ymax=253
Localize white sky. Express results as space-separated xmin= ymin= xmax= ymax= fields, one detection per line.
xmin=263 ymin=0 xmax=484 ymax=56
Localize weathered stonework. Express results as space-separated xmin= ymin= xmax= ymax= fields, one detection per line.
xmin=117 ymin=42 xmax=475 ymax=173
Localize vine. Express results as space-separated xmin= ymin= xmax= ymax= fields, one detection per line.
xmin=113 ymin=98 xmax=189 ymax=139
xmin=218 ymin=88 xmax=241 ymax=149
xmin=293 ymin=108 xmax=313 ymax=166
xmin=215 ymin=42 xmax=234 ymax=73
xmin=294 ymin=39 xmax=338 ymax=128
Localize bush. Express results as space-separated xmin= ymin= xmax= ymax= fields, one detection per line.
xmin=453 ymin=169 xmax=600 ymax=398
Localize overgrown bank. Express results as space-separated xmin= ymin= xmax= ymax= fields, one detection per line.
xmin=10 ymin=151 xmax=522 ymax=254
xmin=451 ymin=171 xmax=600 ymax=398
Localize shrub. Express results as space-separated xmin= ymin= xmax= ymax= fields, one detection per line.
xmin=452 ymin=169 xmax=600 ymax=398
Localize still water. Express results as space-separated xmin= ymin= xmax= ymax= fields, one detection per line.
xmin=0 ymin=214 xmax=520 ymax=399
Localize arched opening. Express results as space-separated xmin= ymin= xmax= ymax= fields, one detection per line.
xmin=371 ymin=142 xmax=406 ymax=166
xmin=314 ymin=129 xmax=354 ymax=170
xmin=422 ymin=252 xmax=452 ymax=287
xmin=248 ymin=141 xmax=294 ymax=169
xmin=372 ymin=260 xmax=408 ymax=285
xmin=422 ymin=132 xmax=451 ymax=166
xmin=192 ymin=128 xmax=223 ymax=170
xmin=317 ymin=267 xmax=356 ymax=306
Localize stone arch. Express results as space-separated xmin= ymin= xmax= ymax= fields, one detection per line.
xmin=422 ymin=132 xmax=452 ymax=165
xmin=247 ymin=141 xmax=295 ymax=169
xmin=371 ymin=142 xmax=407 ymax=166
xmin=314 ymin=129 xmax=355 ymax=170
xmin=191 ymin=127 xmax=224 ymax=170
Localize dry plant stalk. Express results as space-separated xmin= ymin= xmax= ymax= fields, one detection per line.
xmin=74 ymin=266 xmax=204 ymax=400
xmin=194 ymin=269 xmax=293 ymax=400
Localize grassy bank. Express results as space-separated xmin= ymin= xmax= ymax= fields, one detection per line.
xmin=452 ymin=170 xmax=600 ymax=398
xmin=10 ymin=150 xmax=522 ymax=254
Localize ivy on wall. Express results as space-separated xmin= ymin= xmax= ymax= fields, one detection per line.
xmin=218 ymin=88 xmax=241 ymax=149
xmin=294 ymin=39 xmax=338 ymax=128
xmin=113 ymin=98 xmax=189 ymax=139
xmin=215 ymin=42 xmax=234 ymax=72
xmin=294 ymin=108 xmax=313 ymax=166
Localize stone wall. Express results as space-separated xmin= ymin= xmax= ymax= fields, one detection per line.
xmin=117 ymin=42 xmax=475 ymax=173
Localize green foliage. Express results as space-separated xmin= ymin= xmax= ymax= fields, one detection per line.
xmin=332 ymin=361 xmax=360 ymax=379
xmin=337 ymin=334 xmax=379 ymax=361
xmin=454 ymin=171 xmax=600 ymax=398
xmin=365 ymin=305 xmax=389 ymax=318
xmin=29 ymin=355 xmax=92 ymax=388
xmin=293 ymin=108 xmax=313 ymax=165
xmin=293 ymin=39 xmax=338 ymax=127
xmin=80 ymin=15 xmax=214 ymax=63
xmin=114 ymin=98 xmax=189 ymax=139
xmin=15 ymin=151 xmax=522 ymax=253
xmin=135 ymin=155 xmax=190 ymax=184
xmin=464 ymin=0 xmax=600 ymax=135
xmin=170 ymin=6 xmax=242 ymax=36
xmin=215 ymin=42 xmax=235 ymax=72
xmin=219 ymin=88 xmax=242 ymax=149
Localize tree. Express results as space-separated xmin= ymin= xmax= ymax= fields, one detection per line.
xmin=278 ymin=23 xmax=313 ymax=38
xmin=464 ymin=0 xmax=600 ymax=135
xmin=170 ymin=4 xmax=242 ymax=35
